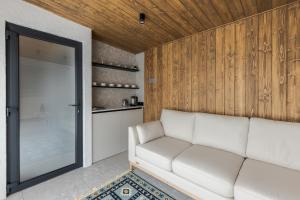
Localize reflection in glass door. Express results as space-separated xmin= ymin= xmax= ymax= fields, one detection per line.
xmin=6 ymin=23 xmax=82 ymax=194
xmin=19 ymin=36 xmax=76 ymax=181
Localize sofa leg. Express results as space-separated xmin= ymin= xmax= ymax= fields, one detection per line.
xmin=129 ymin=163 xmax=133 ymax=171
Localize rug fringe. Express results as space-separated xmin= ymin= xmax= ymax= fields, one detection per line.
xmin=75 ymin=169 xmax=132 ymax=200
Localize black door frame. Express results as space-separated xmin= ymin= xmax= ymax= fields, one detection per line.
xmin=6 ymin=22 xmax=83 ymax=195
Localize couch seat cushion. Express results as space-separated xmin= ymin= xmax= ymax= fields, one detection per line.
xmin=234 ymin=159 xmax=300 ymax=200
xmin=136 ymin=136 xmax=192 ymax=171
xmin=172 ymin=145 xmax=244 ymax=198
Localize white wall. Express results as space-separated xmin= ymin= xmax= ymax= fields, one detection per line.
xmin=0 ymin=0 xmax=92 ymax=199
xmin=135 ymin=53 xmax=144 ymax=102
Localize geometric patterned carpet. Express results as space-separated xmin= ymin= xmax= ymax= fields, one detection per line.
xmin=80 ymin=171 xmax=176 ymax=200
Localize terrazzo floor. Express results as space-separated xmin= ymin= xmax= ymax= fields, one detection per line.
xmin=6 ymin=151 xmax=192 ymax=200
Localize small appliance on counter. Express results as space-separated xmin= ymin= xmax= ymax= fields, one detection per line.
xmin=130 ymin=96 xmax=138 ymax=106
xmin=137 ymin=101 xmax=144 ymax=106
xmin=122 ymin=99 xmax=129 ymax=107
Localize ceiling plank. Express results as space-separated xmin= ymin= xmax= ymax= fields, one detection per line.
xmin=115 ymin=0 xmax=177 ymax=40
xmin=130 ymin=0 xmax=188 ymax=37
xmin=210 ymin=0 xmax=234 ymax=23
xmin=257 ymin=0 xmax=273 ymax=12
xmin=169 ymin=0 xmax=205 ymax=32
xmin=241 ymin=0 xmax=258 ymax=15
xmin=194 ymin=0 xmax=224 ymax=26
xmin=178 ymin=0 xmax=214 ymax=29
xmin=150 ymin=0 xmax=197 ymax=34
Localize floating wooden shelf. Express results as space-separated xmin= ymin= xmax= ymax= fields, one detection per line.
xmin=92 ymin=85 xmax=139 ymax=89
xmin=92 ymin=62 xmax=139 ymax=72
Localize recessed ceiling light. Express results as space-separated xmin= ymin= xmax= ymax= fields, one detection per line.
xmin=139 ymin=13 xmax=145 ymax=24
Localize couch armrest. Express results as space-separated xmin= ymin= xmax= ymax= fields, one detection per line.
xmin=128 ymin=126 xmax=140 ymax=162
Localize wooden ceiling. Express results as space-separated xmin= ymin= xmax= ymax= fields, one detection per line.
xmin=25 ymin=0 xmax=297 ymax=53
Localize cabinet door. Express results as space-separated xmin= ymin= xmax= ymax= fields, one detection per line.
xmin=92 ymin=112 xmax=122 ymax=162
xmin=119 ymin=109 xmax=143 ymax=152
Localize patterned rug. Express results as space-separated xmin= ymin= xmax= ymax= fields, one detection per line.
xmin=79 ymin=171 xmax=176 ymax=200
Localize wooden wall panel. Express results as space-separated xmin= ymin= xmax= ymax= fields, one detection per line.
xmin=206 ymin=30 xmax=216 ymax=113
xmin=224 ymin=24 xmax=236 ymax=115
xmin=144 ymin=50 xmax=152 ymax=122
xmin=166 ymin=43 xmax=173 ymax=109
xmin=215 ymin=28 xmax=226 ymax=115
xmin=234 ymin=20 xmax=246 ymax=116
xmin=191 ymin=34 xmax=199 ymax=111
xmin=287 ymin=1 xmax=300 ymax=121
xmin=258 ymin=12 xmax=272 ymax=118
xmin=272 ymin=7 xmax=287 ymax=120
xmin=171 ymin=41 xmax=180 ymax=110
xmin=156 ymin=46 xmax=163 ymax=119
xmin=161 ymin=45 xmax=169 ymax=110
xmin=183 ymin=37 xmax=192 ymax=111
xmin=151 ymin=48 xmax=158 ymax=121
xmin=178 ymin=38 xmax=192 ymax=111
xmin=178 ymin=39 xmax=186 ymax=110
xmin=198 ymin=33 xmax=207 ymax=112
xmin=245 ymin=16 xmax=259 ymax=117
xmin=144 ymin=1 xmax=300 ymax=123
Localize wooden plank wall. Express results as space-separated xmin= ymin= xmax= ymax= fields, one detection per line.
xmin=144 ymin=1 xmax=300 ymax=122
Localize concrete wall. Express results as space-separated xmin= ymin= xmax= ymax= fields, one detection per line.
xmin=0 ymin=0 xmax=92 ymax=199
xmin=92 ymin=40 xmax=144 ymax=107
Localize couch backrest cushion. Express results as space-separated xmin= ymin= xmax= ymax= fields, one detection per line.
xmin=160 ymin=109 xmax=195 ymax=143
xmin=247 ymin=118 xmax=300 ymax=171
xmin=136 ymin=121 xmax=165 ymax=144
xmin=193 ymin=113 xmax=249 ymax=156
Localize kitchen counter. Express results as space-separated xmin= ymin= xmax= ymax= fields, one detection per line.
xmin=92 ymin=106 xmax=143 ymax=162
xmin=92 ymin=106 xmax=143 ymax=114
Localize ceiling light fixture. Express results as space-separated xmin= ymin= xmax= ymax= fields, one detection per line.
xmin=139 ymin=13 xmax=145 ymax=24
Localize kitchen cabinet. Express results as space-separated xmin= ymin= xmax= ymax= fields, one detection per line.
xmin=92 ymin=108 xmax=143 ymax=163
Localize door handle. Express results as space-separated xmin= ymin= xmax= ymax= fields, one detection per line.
xmin=68 ymin=104 xmax=80 ymax=107
xmin=6 ymin=107 xmax=18 ymax=117
xmin=68 ymin=104 xmax=80 ymax=113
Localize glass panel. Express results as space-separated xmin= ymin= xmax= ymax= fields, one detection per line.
xmin=19 ymin=36 xmax=76 ymax=182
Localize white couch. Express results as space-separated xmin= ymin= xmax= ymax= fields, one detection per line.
xmin=128 ymin=109 xmax=300 ymax=200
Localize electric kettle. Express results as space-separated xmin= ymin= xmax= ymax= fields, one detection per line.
xmin=130 ymin=96 xmax=138 ymax=106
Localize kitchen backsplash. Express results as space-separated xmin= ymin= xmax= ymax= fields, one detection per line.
xmin=92 ymin=40 xmax=136 ymax=66
xmin=92 ymin=40 xmax=139 ymax=108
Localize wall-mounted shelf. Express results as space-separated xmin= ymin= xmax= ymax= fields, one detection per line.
xmin=92 ymin=62 xmax=139 ymax=72
xmin=93 ymin=85 xmax=139 ymax=89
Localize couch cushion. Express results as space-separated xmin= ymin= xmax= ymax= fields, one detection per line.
xmin=136 ymin=121 xmax=165 ymax=144
xmin=234 ymin=159 xmax=300 ymax=200
xmin=172 ymin=145 xmax=244 ymax=198
xmin=160 ymin=109 xmax=195 ymax=142
xmin=193 ymin=113 xmax=249 ymax=156
xmin=136 ymin=136 xmax=191 ymax=171
xmin=247 ymin=118 xmax=300 ymax=171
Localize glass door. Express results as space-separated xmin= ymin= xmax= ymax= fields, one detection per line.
xmin=6 ymin=23 xmax=83 ymax=194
